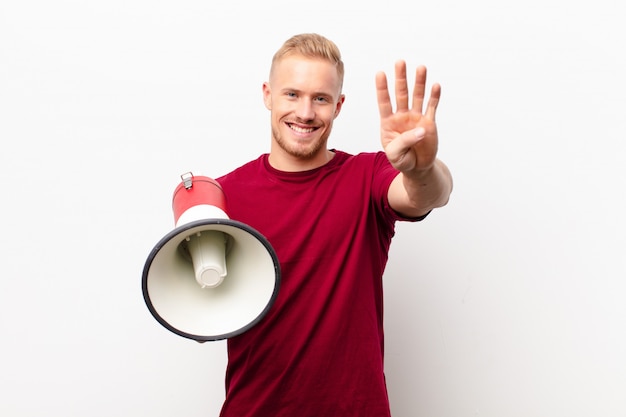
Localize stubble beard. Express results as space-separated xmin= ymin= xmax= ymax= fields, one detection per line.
xmin=272 ymin=125 xmax=328 ymax=160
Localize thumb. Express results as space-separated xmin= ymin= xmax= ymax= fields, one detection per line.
xmin=387 ymin=127 xmax=425 ymax=153
xmin=385 ymin=128 xmax=425 ymax=170
xmin=413 ymin=127 xmax=426 ymax=141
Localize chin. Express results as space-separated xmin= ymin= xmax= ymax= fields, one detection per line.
xmin=278 ymin=138 xmax=317 ymax=157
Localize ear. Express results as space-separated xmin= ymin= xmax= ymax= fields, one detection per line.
xmin=334 ymin=94 xmax=346 ymax=119
xmin=262 ymin=82 xmax=272 ymax=110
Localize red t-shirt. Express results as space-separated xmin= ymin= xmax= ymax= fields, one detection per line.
xmin=216 ymin=151 xmax=425 ymax=417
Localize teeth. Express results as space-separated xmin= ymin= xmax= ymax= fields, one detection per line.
xmin=289 ymin=124 xmax=315 ymax=133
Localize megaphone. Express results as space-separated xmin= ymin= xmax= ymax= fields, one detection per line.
xmin=142 ymin=172 xmax=281 ymax=342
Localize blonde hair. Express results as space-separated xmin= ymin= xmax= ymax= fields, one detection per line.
xmin=270 ymin=33 xmax=344 ymax=89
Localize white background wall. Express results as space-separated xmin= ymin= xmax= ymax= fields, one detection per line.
xmin=1 ymin=1 xmax=624 ymax=416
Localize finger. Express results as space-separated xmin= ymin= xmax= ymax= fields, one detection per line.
xmin=384 ymin=128 xmax=424 ymax=168
xmin=375 ymin=71 xmax=393 ymax=118
xmin=412 ymin=65 xmax=427 ymax=114
xmin=394 ymin=60 xmax=409 ymax=111
xmin=425 ymin=83 xmax=441 ymax=121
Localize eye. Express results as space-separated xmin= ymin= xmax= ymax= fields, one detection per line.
xmin=314 ymin=96 xmax=330 ymax=103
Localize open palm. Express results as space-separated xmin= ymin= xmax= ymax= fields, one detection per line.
xmin=376 ymin=61 xmax=441 ymax=174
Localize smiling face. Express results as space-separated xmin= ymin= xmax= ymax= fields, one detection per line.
xmin=263 ymin=55 xmax=345 ymax=171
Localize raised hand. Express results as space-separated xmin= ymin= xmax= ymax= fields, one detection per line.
xmin=376 ymin=61 xmax=441 ymax=174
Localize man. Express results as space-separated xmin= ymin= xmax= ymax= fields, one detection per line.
xmin=216 ymin=33 xmax=452 ymax=417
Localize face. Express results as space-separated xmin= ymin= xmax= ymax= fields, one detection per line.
xmin=263 ymin=55 xmax=345 ymax=168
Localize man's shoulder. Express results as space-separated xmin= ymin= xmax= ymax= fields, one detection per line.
xmin=217 ymin=154 xmax=267 ymax=183
xmin=331 ymin=149 xmax=386 ymax=164
xmin=331 ymin=150 xmax=390 ymax=171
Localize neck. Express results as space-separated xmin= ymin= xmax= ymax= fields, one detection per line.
xmin=268 ymin=148 xmax=335 ymax=172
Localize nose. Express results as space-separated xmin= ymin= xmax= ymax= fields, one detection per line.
xmin=295 ymin=98 xmax=315 ymax=122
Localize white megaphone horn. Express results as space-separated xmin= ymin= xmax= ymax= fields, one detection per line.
xmin=142 ymin=172 xmax=281 ymax=342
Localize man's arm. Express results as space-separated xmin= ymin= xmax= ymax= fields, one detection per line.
xmin=376 ymin=61 xmax=453 ymax=218
xmin=388 ymin=156 xmax=452 ymax=218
